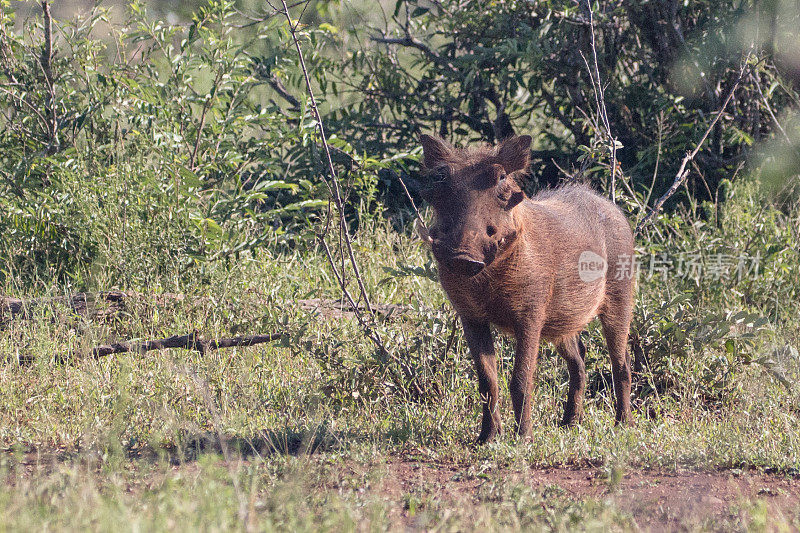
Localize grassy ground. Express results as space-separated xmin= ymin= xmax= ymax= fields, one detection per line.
xmin=2 ymin=215 xmax=799 ymax=531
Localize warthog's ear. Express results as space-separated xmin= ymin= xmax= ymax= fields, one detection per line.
xmin=507 ymin=190 xmax=525 ymax=210
xmin=496 ymin=135 xmax=532 ymax=174
xmin=420 ymin=134 xmax=453 ymax=169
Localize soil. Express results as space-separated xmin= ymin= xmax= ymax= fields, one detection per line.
xmin=10 ymin=449 xmax=800 ymax=531
xmin=376 ymin=457 xmax=800 ymax=531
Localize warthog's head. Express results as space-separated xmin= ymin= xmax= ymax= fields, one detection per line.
xmin=418 ymin=134 xmax=532 ymax=277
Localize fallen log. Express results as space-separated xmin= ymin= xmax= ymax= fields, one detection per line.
xmin=3 ymin=291 xmax=426 ymax=362
xmin=85 ymin=332 xmax=285 ymax=359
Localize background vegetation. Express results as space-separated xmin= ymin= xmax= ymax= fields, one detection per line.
xmin=1 ymin=0 xmax=799 ymax=530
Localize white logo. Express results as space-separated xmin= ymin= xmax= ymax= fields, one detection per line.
xmin=578 ymin=251 xmax=607 ymax=283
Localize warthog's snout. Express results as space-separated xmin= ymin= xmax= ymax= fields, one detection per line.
xmin=446 ymin=254 xmax=485 ymax=276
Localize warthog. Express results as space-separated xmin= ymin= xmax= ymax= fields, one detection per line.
xmin=417 ymin=134 xmax=635 ymax=443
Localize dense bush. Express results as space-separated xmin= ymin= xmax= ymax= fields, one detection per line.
xmin=3 ymin=1 xmax=799 ymax=283
xmin=322 ymin=0 xmax=800 ymax=201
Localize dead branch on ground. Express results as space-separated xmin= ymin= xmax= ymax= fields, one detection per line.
xmin=1 ymin=291 xmax=129 ymax=322
xmin=85 ymin=332 xmax=284 ymax=358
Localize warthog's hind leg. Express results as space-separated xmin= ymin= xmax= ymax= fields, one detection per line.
xmin=556 ymin=334 xmax=587 ymax=426
xmin=600 ymin=302 xmax=633 ymax=425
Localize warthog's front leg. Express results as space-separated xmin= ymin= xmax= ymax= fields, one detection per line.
xmin=511 ymin=324 xmax=542 ymax=438
xmin=462 ymin=319 xmax=501 ymax=443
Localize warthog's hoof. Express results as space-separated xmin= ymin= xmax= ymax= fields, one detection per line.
xmin=559 ymin=406 xmax=584 ymax=427
xmin=476 ymin=427 xmax=500 ymax=445
xmin=614 ymin=415 xmax=635 ymax=427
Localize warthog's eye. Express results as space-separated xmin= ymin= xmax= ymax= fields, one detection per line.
xmin=430 ymin=165 xmax=451 ymax=184
xmin=486 ymin=225 xmax=497 ymax=237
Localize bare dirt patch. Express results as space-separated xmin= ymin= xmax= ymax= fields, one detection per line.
xmin=376 ymin=457 xmax=800 ymax=531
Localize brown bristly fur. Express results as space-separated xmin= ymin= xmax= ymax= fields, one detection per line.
xmin=419 ymin=134 xmax=635 ymax=443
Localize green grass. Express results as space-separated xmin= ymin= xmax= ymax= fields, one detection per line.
xmin=2 ymin=199 xmax=800 ymax=530
xmin=1 ymin=453 xmax=644 ymax=532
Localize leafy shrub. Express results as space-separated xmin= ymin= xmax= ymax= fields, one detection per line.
xmin=0 ymin=1 xmax=411 ymax=287
xmin=629 ymin=179 xmax=799 ymax=406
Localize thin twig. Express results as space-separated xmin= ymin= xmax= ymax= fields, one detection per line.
xmin=274 ymin=3 xmax=402 ymax=387
xmin=754 ymin=70 xmax=792 ymax=145
xmin=0 ymin=170 xmax=27 ymax=200
xmin=230 ymin=1 xmax=307 ymax=28
xmin=552 ymin=158 xmax=580 ymax=183
xmin=644 ymin=111 xmax=665 ymax=208
xmin=397 ymin=175 xmax=428 ymax=232
xmin=441 ymin=317 xmax=458 ymax=362
xmin=317 ymin=242 xmax=422 ymax=399
xmin=278 ymin=0 xmax=376 ymax=317
xmin=318 ymin=239 xmax=387 ymax=353
xmin=39 ymin=1 xmax=58 ymax=152
xmin=581 ymin=2 xmax=618 ymax=202
xmin=370 ymin=34 xmax=457 ymax=73
xmin=0 ymin=85 xmax=51 ymax=134
xmin=190 ymin=64 xmax=225 ymax=170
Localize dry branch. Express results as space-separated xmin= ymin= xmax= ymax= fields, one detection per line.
xmin=2 ymin=291 xmax=424 ymax=363
xmin=581 ymin=1 xmax=619 ymax=202
xmin=276 ymin=0 xmax=394 ymax=359
xmin=635 ymin=59 xmax=750 ymax=235
xmin=1 ymin=291 xmax=129 ymax=322
xmin=85 ymin=332 xmax=284 ymax=358
xmin=39 ymin=1 xmax=58 ymax=152
xmin=266 ymin=74 xmax=301 ymax=110
xmin=370 ymin=34 xmax=457 ymax=73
